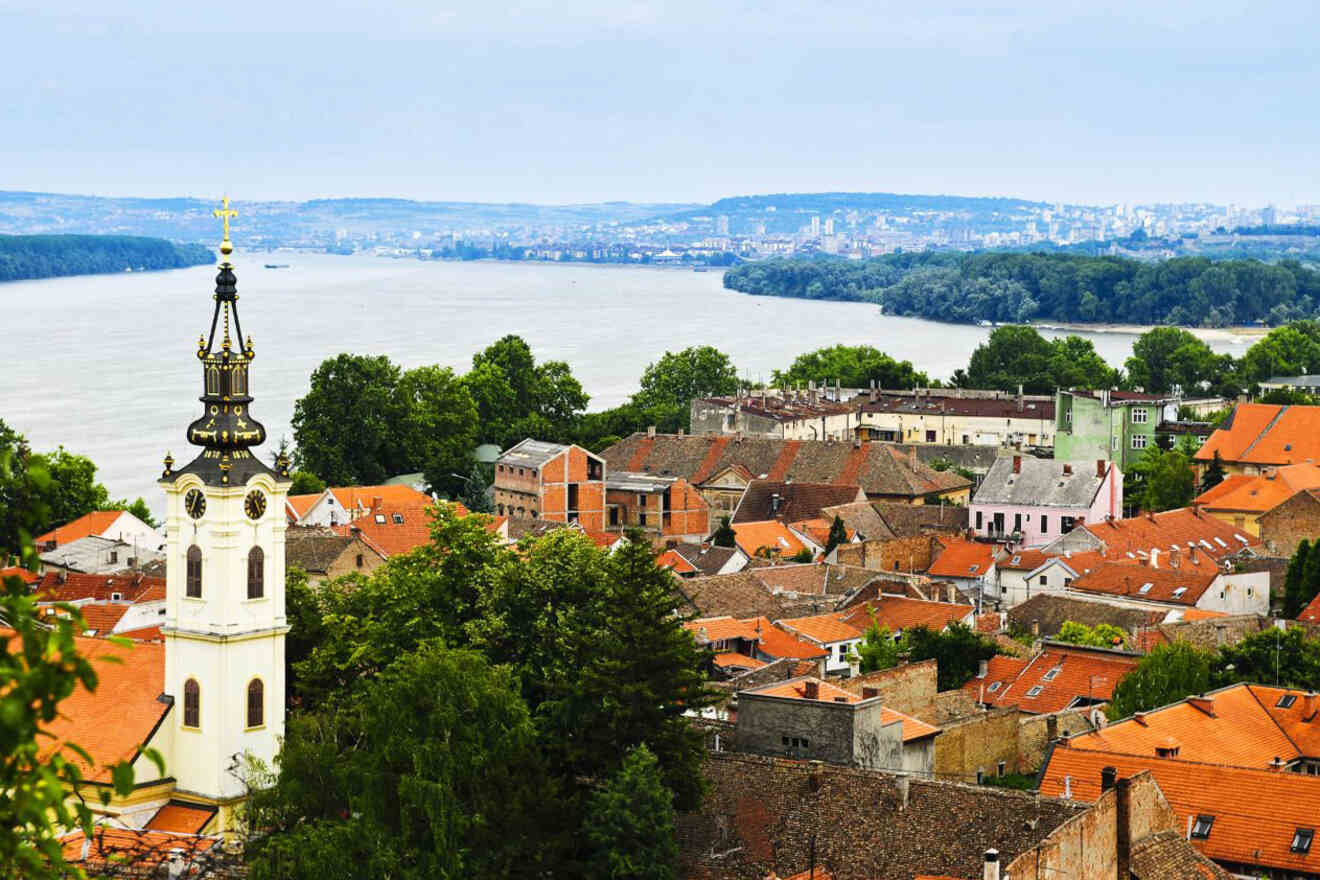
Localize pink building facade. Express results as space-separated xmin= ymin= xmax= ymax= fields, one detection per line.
xmin=970 ymin=457 xmax=1122 ymax=548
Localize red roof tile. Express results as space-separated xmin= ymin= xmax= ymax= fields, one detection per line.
xmin=34 ymin=511 xmax=123 ymax=547
xmin=61 ymin=827 xmax=219 ymax=868
xmin=733 ymin=520 xmax=810 ymax=559
xmin=328 ymin=484 xmax=433 ymax=514
xmin=0 ymin=566 xmax=39 ymax=585
xmin=713 ymin=652 xmax=767 ymax=670
xmin=928 ymin=538 xmax=996 ymax=579
xmin=983 ymin=645 xmax=1139 ymax=715
xmin=1069 ymin=561 xmax=1216 ymax=606
xmin=1197 ymin=402 xmax=1320 ymax=467
xmin=34 ymin=571 xmax=165 ymax=604
xmin=1194 ymin=463 xmax=1320 ymax=513
xmin=144 ymin=802 xmax=217 ymax=833
xmin=776 ymin=613 xmax=864 ymax=646
xmin=656 ymin=549 xmax=698 ymax=575
xmin=1077 ymin=507 xmax=1259 ymax=560
xmin=838 ymin=595 xmax=974 ymax=634
xmin=746 ymin=616 xmax=829 ymax=660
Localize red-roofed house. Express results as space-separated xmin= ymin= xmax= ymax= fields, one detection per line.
xmin=837 ymin=594 xmax=975 ymax=636
xmin=34 ymin=509 xmax=160 ymax=553
xmin=1195 ymin=402 xmax=1320 ymax=477
xmin=293 ymin=484 xmax=434 ymax=527
xmin=775 ymin=613 xmax=865 ymax=674
xmin=928 ymin=538 xmax=997 ymax=594
xmin=972 ymin=642 xmax=1140 ymax=715
xmin=732 ymin=519 xmax=819 ymax=561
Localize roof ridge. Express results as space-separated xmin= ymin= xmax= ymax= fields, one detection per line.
xmin=1238 ymin=404 xmax=1289 ymax=461
xmin=1244 ymin=682 xmax=1307 ymax=757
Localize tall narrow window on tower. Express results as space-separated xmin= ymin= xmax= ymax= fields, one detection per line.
xmin=186 ymin=545 xmax=202 ymax=597
xmin=247 ymin=679 xmax=264 ymax=728
xmin=183 ymin=678 xmax=200 ymax=728
xmin=247 ymin=546 xmax=264 ymax=599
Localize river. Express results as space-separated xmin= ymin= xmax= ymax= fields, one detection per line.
xmin=1 ymin=254 xmax=1249 ymax=507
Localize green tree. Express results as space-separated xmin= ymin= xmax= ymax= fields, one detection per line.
xmin=853 ymin=621 xmax=901 ymax=673
xmin=396 ymin=364 xmax=480 ymax=497
xmin=467 ymin=335 xmax=589 ymax=447
xmin=1284 ymin=541 xmax=1313 ymax=619
xmin=965 ymin=327 xmax=1115 ymax=393
xmin=1106 ymin=641 xmax=1215 ymax=720
xmin=1215 ymin=626 xmax=1320 ymax=689
xmin=823 ymin=515 xmax=848 ymax=556
xmin=291 ymin=353 xmax=410 ymax=485
xmin=583 ymin=745 xmax=678 ymax=880
xmin=288 ymin=470 xmax=326 ymax=495
xmin=1125 ymin=326 xmax=1224 ymax=394
xmin=1199 ymin=450 xmax=1226 ymax=494
xmin=904 ymin=623 xmax=999 ymax=690
xmin=1238 ymin=321 xmax=1320 ymax=385
xmin=1127 ymin=446 xmax=1196 ymax=513
xmin=633 ymin=346 xmax=739 ymax=415
xmin=771 ymin=344 xmax=928 ymax=390
xmin=27 ymin=446 xmax=110 ymax=534
xmin=250 ymin=641 xmax=556 ymax=880
xmin=1056 ymin=620 xmax=1127 ymax=649
xmin=710 ymin=516 xmax=736 ymax=548
xmin=461 ymin=462 xmax=493 ymax=513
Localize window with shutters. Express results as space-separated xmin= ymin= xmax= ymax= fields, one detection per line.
xmin=183 ymin=679 xmax=200 ymax=728
xmin=247 ymin=679 xmax=264 ymax=728
xmin=247 ymin=546 xmax=264 ymax=599
xmin=186 ymin=546 xmax=202 ymax=598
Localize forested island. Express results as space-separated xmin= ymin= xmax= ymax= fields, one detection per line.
xmin=724 ymin=252 xmax=1320 ymax=327
xmin=0 ymin=234 xmax=213 ymax=282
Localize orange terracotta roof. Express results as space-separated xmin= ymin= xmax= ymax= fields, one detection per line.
xmin=328 ymin=484 xmax=433 ymax=513
xmin=34 ymin=510 xmax=123 ymax=547
xmin=144 ymin=802 xmax=217 ymax=833
xmin=777 ymin=868 xmax=835 ymax=880
xmin=1194 ymin=402 xmax=1291 ymax=463
xmin=685 ymin=616 xmax=763 ymax=644
xmin=285 ymin=492 xmax=322 ymax=520
xmin=1069 ymin=684 xmax=1301 ymax=767
xmin=747 ymin=616 xmax=829 ymax=660
xmin=1040 ymin=746 xmax=1320 ymax=874
xmin=985 ymin=645 xmax=1139 ymax=715
xmin=1200 ymin=403 xmax=1320 ymax=467
xmin=34 ymin=571 xmax=165 ymax=604
xmin=330 ymin=503 xmax=438 ymax=557
xmin=1251 ymin=685 xmax=1320 ymax=759
xmin=746 ymin=677 xmax=939 ymax=741
xmin=776 ymin=612 xmax=864 ymax=646
xmin=996 ymin=548 xmax=1052 ymax=571
xmin=928 ymin=538 xmax=996 ymax=579
xmin=1299 ymin=592 xmax=1320 ymax=624
xmin=13 ymin=631 xmax=167 ymax=783
xmin=789 ymin=518 xmax=854 ymax=548
xmin=60 ymin=827 xmax=218 ymax=868
xmin=1178 ymin=608 xmax=1229 ymax=621
xmin=656 ymin=549 xmax=698 ymax=575
xmin=1078 ymin=507 xmax=1259 ymax=560
xmin=733 ymin=519 xmax=810 ymax=559
xmin=838 ymin=595 xmax=974 ymax=634
xmin=0 ymin=566 xmax=39 ymax=585
xmin=1069 ymin=561 xmax=1216 ymax=606
xmin=115 ymin=625 xmax=164 ymax=642
xmin=76 ymin=603 xmax=131 ymax=635
xmin=963 ymin=655 xmax=1030 ymax=703
xmin=713 ymin=652 xmax=767 ymax=670
xmin=1194 ymin=463 xmax=1320 ymax=514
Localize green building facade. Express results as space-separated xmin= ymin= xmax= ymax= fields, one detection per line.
xmin=1054 ymin=390 xmax=1173 ymax=471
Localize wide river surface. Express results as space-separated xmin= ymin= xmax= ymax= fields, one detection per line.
xmin=3 ymin=254 xmax=1248 ymax=507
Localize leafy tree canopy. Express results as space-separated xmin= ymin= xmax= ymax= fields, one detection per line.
xmin=1126 ymin=446 xmax=1196 ymax=514
xmin=1124 ymin=326 xmax=1230 ymax=394
xmin=466 ymin=335 xmax=590 ymax=448
xmin=633 ymin=346 xmax=739 ymax=416
xmin=1056 ymin=620 xmax=1128 ymax=649
xmin=771 ymin=344 xmax=928 ymax=390
xmin=965 ymin=326 xmax=1116 ymax=393
xmin=1106 ymin=641 xmax=1216 ymax=720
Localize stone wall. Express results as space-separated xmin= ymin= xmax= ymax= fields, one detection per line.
xmin=834 ymin=535 xmax=941 ymax=574
xmin=735 ymin=691 xmax=903 ymax=772
xmin=1018 ymin=709 xmax=1098 ymax=770
xmin=934 ymin=707 xmax=1023 ymax=780
xmin=834 ymin=659 xmax=938 ymax=715
xmin=1259 ymin=489 xmax=1320 ymax=556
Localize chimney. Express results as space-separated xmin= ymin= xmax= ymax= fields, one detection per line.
xmin=1016 ymin=383 xmax=1025 ymax=413
xmin=1031 ymin=620 xmax=1040 ymax=636
xmin=1046 ymin=714 xmax=1058 ymax=743
xmin=647 ymin=425 xmax=656 ymax=437
xmin=1169 ymin=547 xmax=1180 ymax=569
xmin=1123 ymin=575 xmax=1132 ymax=596
xmin=1101 ymin=765 xmax=1117 ymax=792
xmin=1097 ymin=459 xmax=1106 ymax=479
xmin=1062 ymin=462 xmax=1072 ymax=476
xmin=983 ymin=849 xmax=1000 ymax=880
xmin=946 ymin=583 xmax=956 ymax=604
xmin=677 ymin=428 xmax=684 ymax=437
xmin=1150 ymin=548 xmax=1160 ymax=569
xmin=1188 ymin=694 xmax=1216 ymax=717
xmin=1305 ymin=692 xmax=1317 ymax=719
xmin=977 ymin=659 xmax=989 ymax=678
xmin=1116 ymin=777 xmax=1132 ymax=880
xmin=870 ymin=379 xmax=878 ymax=403
xmin=862 ymin=686 xmax=880 ymax=699
xmin=803 ymin=680 xmax=819 ymax=700
xmin=1013 ymin=455 xmax=1022 ymax=474
xmin=371 ymin=495 xmax=383 ymax=511
xmin=770 ymin=493 xmax=781 ymax=515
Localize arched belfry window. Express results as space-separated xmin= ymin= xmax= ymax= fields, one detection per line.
xmin=186 ymin=545 xmax=202 ymax=598
xmin=232 ymin=366 xmax=247 ymax=396
xmin=206 ymin=367 xmax=219 ymax=395
xmin=247 ymin=679 xmax=264 ymax=728
xmin=247 ymin=546 xmax=264 ymax=599
xmin=183 ymin=678 xmax=200 ymax=728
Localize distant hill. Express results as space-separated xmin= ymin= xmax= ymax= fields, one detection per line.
xmin=0 ymin=234 xmax=214 ymax=283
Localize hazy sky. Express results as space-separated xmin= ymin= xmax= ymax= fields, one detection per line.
xmin=3 ymin=1 xmax=1318 ymax=206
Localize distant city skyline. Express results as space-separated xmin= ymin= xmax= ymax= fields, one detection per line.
xmin=4 ymin=0 xmax=1319 ymax=206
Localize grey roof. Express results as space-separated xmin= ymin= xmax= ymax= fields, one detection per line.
xmin=504 ymin=517 xmax=570 ymax=540
xmin=606 ymin=471 xmax=677 ymax=493
xmin=39 ymin=535 xmax=164 ymax=574
xmin=1262 ymin=374 xmax=1320 ymax=388
xmin=284 ymin=534 xmax=357 ymax=574
xmin=818 ymin=500 xmax=895 ymax=541
xmin=670 ymin=543 xmax=741 ymax=576
xmin=497 ymin=438 xmax=570 ymax=468
xmin=972 ymin=457 xmax=1106 ymax=508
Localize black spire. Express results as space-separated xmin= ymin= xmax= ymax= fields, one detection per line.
xmin=167 ymin=198 xmax=287 ymax=487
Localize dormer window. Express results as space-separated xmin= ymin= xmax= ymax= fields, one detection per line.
xmin=1172 ymin=587 xmax=1187 ymax=599
xmin=1042 ymin=666 xmax=1063 ymax=682
xmin=1139 ymin=583 xmax=1153 ymax=594
xmin=1191 ymin=815 xmax=1214 ymax=839
xmin=1026 ymin=686 xmax=1044 ymax=697
xmin=392 ymin=513 xmax=404 ymax=524
xmin=1279 ymin=694 xmax=1298 ymax=709
xmin=375 ymin=514 xmax=386 ymax=524
xmin=1293 ymin=828 xmax=1314 ymax=854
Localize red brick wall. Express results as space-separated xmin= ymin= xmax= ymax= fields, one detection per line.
xmin=664 ymin=478 xmax=710 ymax=538
xmin=1259 ymin=490 xmax=1320 ymax=556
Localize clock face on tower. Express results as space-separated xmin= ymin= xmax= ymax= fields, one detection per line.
xmin=245 ymin=489 xmax=267 ymax=520
xmin=185 ymin=489 xmax=207 ymax=520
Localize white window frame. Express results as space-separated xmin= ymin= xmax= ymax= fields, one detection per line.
xmin=1131 ymin=434 xmax=1148 ymax=450
xmin=1131 ymin=408 xmax=1149 ymax=424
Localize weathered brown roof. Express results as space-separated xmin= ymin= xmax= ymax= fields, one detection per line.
xmin=1129 ymin=830 xmax=1234 ymax=880
xmin=678 ymin=572 xmax=834 ymax=620
xmin=733 ymin=480 xmax=865 ymax=524
xmin=284 ymin=534 xmax=358 ymax=574
xmin=872 ymin=501 xmax=968 ymax=538
xmin=602 ymin=434 xmax=970 ymax=499
xmin=677 ymin=752 xmax=1085 ymax=880
xmin=1006 ymin=593 xmax=1164 ymax=639
xmin=818 ymin=500 xmax=895 ymax=541
xmin=670 ymin=543 xmax=742 ymax=576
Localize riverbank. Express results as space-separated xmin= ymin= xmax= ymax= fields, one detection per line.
xmin=1031 ymin=321 xmax=1269 ymax=345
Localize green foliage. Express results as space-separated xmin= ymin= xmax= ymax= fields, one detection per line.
xmin=461 ymin=462 xmax=494 ymax=513
xmin=0 ymin=233 xmax=212 ymax=282
xmin=724 ymin=252 xmax=1320 ymax=328
xmin=1199 ymin=450 xmax=1226 ymax=494
xmin=789 ymin=548 xmax=814 ymax=563
xmin=981 ymin=772 xmax=1038 ymax=790
xmin=583 ymin=745 xmax=679 ymax=880
xmin=467 ymin=335 xmax=590 ymax=448
xmin=1124 ymin=327 xmax=1232 ymax=394
xmin=710 ymin=516 xmax=736 ymax=548
xmin=633 ymin=347 xmax=739 ymax=428
xmin=288 ymin=470 xmax=326 ymax=495
xmin=904 ymin=623 xmax=1001 ymax=690
xmin=1284 ymin=541 xmax=1313 ymax=619
xmin=1216 ymin=626 xmax=1320 ymax=689
xmin=1238 ymin=321 xmax=1320 ymax=385
xmin=1126 ymin=446 xmax=1196 ymax=513
xmin=965 ymin=326 xmax=1116 ymax=393
xmin=853 ymin=622 xmax=901 ymax=673
xmin=291 ymin=354 xmax=478 ymax=495
xmin=1055 ymin=620 xmax=1128 ymax=649
xmin=772 ymin=344 xmax=928 ymax=390
xmin=249 ymin=642 xmax=556 ymax=880
xmin=823 ymin=515 xmax=848 ymax=556
xmin=1106 ymin=642 xmax=1216 ymax=719
xmin=1260 ymin=388 xmax=1319 ymax=405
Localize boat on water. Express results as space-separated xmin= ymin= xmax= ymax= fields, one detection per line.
xmin=264 ymin=263 xmax=290 ymax=269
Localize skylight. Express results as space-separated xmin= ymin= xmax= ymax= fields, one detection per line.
xmin=1042 ymin=667 xmax=1062 ymax=682
xmin=1293 ymin=828 xmax=1314 ymax=855
xmin=374 ymin=514 xmax=386 ymax=524
xmin=1191 ymin=815 xmax=1214 ymax=839
xmin=1172 ymin=587 xmax=1187 ymax=598
xmin=1139 ymin=583 xmax=1153 ymax=594
xmin=987 ymin=681 xmax=1002 ymax=692
xmin=1026 ymin=686 xmax=1044 ymax=697
xmin=1214 ymin=537 xmax=1228 ymax=548
xmin=1278 ymin=694 xmax=1298 ymax=709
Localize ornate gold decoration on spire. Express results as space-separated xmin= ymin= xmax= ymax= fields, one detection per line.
xmin=213 ymin=196 xmax=238 ymax=258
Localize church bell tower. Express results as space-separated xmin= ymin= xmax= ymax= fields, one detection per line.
xmin=158 ymin=199 xmax=291 ymax=816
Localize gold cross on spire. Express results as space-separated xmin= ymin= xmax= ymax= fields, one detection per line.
xmin=213 ymin=196 xmax=238 ymax=256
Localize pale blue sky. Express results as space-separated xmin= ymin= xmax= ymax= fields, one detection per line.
xmin=3 ymin=1 xmax=1317 ymax=205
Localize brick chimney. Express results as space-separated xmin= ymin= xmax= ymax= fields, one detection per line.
xmin=1116 ymin=777 xmax=1132 ymax=880
xmin=1097 ymin=459 xmax=1106 ymax=479
xmin=1305 ymin=691 xmax=1317 ymax=720
xmin=862 ymin=686 xmax=880 ymax=699
xmin=983 ymin=849 xmax=1000 ymax=880
xmin=1101 ymin=765 xmax=1117 ymax=792
xmin=1188 ymin=694 xmax=1216 ymax=717
xmin=1013 ymin=455 xmax=1022 ymax=474
xmin=804 ymin=680 xmax=819 ymax=700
